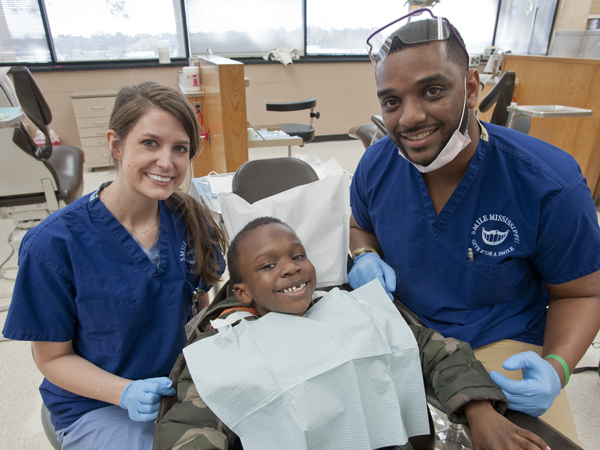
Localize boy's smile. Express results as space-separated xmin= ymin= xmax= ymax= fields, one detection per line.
xmin=233 ymin=223 xmax=317 ymax=317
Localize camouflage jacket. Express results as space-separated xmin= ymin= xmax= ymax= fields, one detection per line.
xmin=153 ymin=296 xmax=508 ymax=450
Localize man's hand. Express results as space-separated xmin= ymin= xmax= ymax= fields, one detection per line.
xmin=489 ymin=351 xmax=561 ymax=417
xmin=348 ymin=252 xmax=396 ymax=299
xmin=464 ymin=400 xmax=550 ymax=450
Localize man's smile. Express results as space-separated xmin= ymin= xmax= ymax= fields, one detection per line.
xmin=404 ymin=129 xmax=436 ymax=141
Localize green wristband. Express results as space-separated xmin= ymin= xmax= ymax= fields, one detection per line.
xmin=544 ymin=354 xmax=570 ymax=388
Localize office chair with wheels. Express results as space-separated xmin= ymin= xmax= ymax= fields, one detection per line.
xmin=265 ymin=97 xmax=320 ymax=145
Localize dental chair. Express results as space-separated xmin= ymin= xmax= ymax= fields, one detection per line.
xmin=158 ymin=157 xmax=440 ymax=449
xmin=265 ymin=97 xmax=320 ymax=145
xmin=0 ymin=66 xmax=84 ymax=238
xmin=157 ymin=158 xmax=583 ymax=450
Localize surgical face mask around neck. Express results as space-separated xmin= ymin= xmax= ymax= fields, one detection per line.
xmin=398 ymin=79 xmax=471 ymax=173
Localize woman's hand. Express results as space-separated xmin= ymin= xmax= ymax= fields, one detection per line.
xmin=119 ymin=377 xmax=175 ymax=421
xmin=464 ymin=400 xmax=550 ymax=450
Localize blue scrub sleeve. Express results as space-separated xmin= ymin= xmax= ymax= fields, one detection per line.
xmin=531 ymin=176 xmax=600 ymax=285
xmin=350 ymin=159 xmax=375 ymax=234
xmin=3 ymin=245 xmax=76 ymax=342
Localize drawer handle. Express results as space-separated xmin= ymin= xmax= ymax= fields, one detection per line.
xmin=94 ymin=120 xmax=108 ymax=124
xmin=102 ymin=153 xmax=111 ymax=157
xmin=97 ymin=140 xmax=105 ymax=144
xmin=91 ymin=106 xmax=106 ymax=110
xmin=96 ymin=131 xmax=104 ymax=134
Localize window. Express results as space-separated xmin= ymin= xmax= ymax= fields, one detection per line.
xmin=306 ymin=1 xmax=499 ymax=57
xmin=0 ymin=0 xmax=51 ymax=63
xmin=0 ymin=0 xmax=502 ymax=66
xmin=0 ymin=0 xmax=187 ymax=64
xmin=306 ymin=0 xmax=406 ymax=55
xmin=45 ymin=0 xmax=187 ymax=62
xmin=430 ymin=0 xmax=500 ymax=55
xmin=186 ymin=0 xmax=303 ymax=57
xmin=495 ymin=0 xmax=558 ymax=55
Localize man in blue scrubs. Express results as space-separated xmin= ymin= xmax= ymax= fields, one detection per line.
xmin=349 ymin=10 xmax=600 ymax=443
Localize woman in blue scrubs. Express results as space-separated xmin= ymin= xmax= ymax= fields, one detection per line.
xmin=3 ymin=81 xmax=227 ymax=449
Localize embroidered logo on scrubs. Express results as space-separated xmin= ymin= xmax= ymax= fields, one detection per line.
xmin=481 ymin=228 xmax=509 ymax=245
xmin=186 ymin=248 xmax=196 ymax=265
xmin=471 ymin=214 xmax=520 ymax=257
xmin=180 ymin=241 xmax=187 ymax=262
xmin=180 ymin=241 xmax=196 ymax=274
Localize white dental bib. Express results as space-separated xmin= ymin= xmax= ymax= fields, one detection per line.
xmin=183 ymin=280 xmax=429 ymax=450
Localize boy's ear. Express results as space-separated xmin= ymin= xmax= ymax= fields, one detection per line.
xmin=233 ymin=283 xmax=253 ymax=305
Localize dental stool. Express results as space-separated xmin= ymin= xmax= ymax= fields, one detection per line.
xmin=41 ymin=403 xmax=61 ymax=449
xmin=266 ymin=97 xmax=320 ymax=145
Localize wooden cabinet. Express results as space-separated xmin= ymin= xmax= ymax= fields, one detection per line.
xmin=70 ymin=90 xmax=117 ymax=169
xmin=186 ymin=56 xmax=248 ymax=178
xmin=501 ymin=55 xmax=600 ymax=196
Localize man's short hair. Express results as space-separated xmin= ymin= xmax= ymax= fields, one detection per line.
xmin=387 ymin=18 xmax=469 ymax=74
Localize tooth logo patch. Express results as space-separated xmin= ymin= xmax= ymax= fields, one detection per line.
xmin=471 ymin=214 xmax=519 ymax=257
xmin=482 ymin=228 xmax=509 ymax=246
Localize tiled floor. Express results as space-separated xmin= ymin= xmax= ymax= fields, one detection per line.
xmin=0 ymin=139 xmax=598 ymax=449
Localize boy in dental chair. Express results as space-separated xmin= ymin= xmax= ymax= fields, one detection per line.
xmin=154 ymin=217 xmax=548 ymax=450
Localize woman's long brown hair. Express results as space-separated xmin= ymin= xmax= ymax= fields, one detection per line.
xmin=109 ymin=81 xmax=227 ymax=284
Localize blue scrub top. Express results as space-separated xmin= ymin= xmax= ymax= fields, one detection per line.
xmin=351 ymin=122 xmax=600 ymax=349
xmin=3 ymin=187 xmax=224 ymax=430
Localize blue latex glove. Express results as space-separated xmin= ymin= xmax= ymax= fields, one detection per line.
xmin=489 ymin=351 xmax=561 ymax=417
xmin=119 ymin=377 xmax=176 ymax=422
xmin=348 ymin=252 xmax=396 ymax=299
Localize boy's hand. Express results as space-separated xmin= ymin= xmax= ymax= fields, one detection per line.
xmin=464 ymin=400 xmax=550 ymax=450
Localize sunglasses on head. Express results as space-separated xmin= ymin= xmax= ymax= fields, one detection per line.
xmin=366 ymin=8 xmax=468 ymax=65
